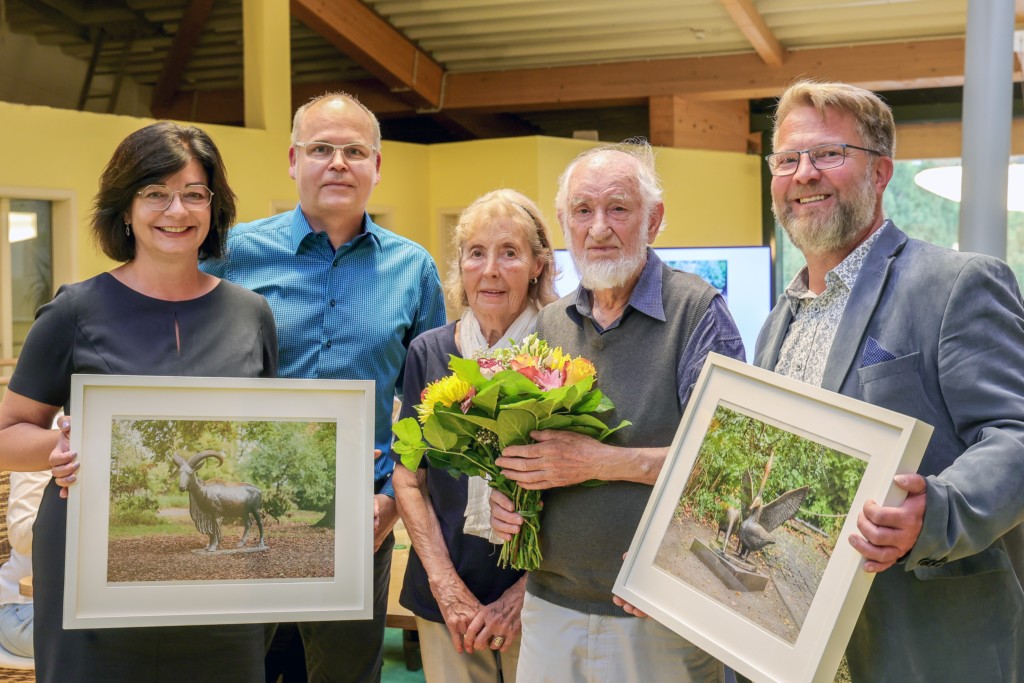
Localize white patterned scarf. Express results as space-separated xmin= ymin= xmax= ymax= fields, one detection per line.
xmin=459 ymin=303 xmax=539 ymax=543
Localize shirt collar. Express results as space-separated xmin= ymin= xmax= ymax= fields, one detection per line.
xmin=569 ymin=247 xmax=666 ymax=325
xmin=783 ymin=221 xmax=889 ymax=314
xmin=288 ymin=206 xmax=381 ymax=254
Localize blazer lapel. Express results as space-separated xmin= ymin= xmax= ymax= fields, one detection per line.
xmin=820 ymin=222 xmax=908 ymax=392
xmin=754 ymin=294 xmax=792 ymax=370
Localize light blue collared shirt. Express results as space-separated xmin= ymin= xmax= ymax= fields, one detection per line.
xmin=201 ymin=207 xmax=447 ymax=496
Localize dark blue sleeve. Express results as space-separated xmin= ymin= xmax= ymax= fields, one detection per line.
xmin=675 ymin=294 xmax=745 ymax=408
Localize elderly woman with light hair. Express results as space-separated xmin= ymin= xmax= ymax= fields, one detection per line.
xmin=392 ymin=189 xmax=557 ymax=682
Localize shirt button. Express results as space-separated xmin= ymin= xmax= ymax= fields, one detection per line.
xmin=330 ymin=299 xmax=336 ymax=307
xmin=325 ymin=341 xmax=332 ymax=349
xmin=332 ymin=262 xmax=339 ymax=268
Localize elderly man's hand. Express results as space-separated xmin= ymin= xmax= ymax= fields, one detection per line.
xmin=612 ymin=595 xmax=649 ymax=618
xmin=848 ymin=473 xmax=927 ymax=573
xmin=496 ymin=430 xmax=608 ymax=490
xmin=488 ymin=489 xmax=523 ymax=542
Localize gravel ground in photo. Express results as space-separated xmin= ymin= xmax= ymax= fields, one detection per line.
xmin=107 ymin=522 xmax=335 ymax=582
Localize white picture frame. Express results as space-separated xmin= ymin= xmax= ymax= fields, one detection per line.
xmin=613 ymin=354 xmax=932 ymax=683
xmin=65 ymin=374 xmax=375 ymax=629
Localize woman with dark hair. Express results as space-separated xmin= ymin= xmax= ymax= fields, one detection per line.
xmin=392 ymin=189 xmax=558 ymax=683
xmin=0 ymin=121 xmax=277 ymax=683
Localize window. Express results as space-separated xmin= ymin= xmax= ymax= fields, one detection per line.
xmin=2 ymin=198 xmax=53 ymax=359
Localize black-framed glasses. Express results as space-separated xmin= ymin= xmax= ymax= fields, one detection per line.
xmin=764 ymin=143 xmax=884 ymax=176
xmin=136 ymin=185 xmax=213 ymax=211
xmin=295 ymin=141 xmax=377 ymax=163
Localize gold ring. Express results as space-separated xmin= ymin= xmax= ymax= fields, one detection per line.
xmin=491 ymin=635 xmax=505 ymax=648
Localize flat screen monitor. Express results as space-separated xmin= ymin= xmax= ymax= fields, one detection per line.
xmin=552 ymin=246 xmax=773 ymax=361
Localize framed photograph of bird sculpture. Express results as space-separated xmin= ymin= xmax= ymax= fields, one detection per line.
xmin=614 ymin=353 xmax=931 ymax=683
xmin=63 ymin=374 xmax=375 ymax=629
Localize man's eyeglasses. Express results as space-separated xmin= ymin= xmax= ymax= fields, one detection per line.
xmin=136 ymin=185 xmax=213 ymax=211
xmin=295 ymin=141 xmax=377 ymax=163
xmin=764 ymin=143 xmax=884 ymax=177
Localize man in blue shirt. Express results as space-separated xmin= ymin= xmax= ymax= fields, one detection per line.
xmin=202 ymin=92 xmax=446 ymax=683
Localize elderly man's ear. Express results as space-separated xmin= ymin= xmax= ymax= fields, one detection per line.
xmin=645 ymin=203 xmax=665 ymax=244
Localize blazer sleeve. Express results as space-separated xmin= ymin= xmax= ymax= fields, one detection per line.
xmin=907 ymin=255 xmax=1024 ymax=567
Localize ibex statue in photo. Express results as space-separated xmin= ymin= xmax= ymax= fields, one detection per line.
xmin=172 ymin=450 xmax=266 ymax=552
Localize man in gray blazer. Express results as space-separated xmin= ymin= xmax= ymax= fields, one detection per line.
xmin=756 ymin=80 xmax=1024 ymax=681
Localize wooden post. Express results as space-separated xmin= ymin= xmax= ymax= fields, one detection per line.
xmin=649 ymin=96 xmax=751 ymax=152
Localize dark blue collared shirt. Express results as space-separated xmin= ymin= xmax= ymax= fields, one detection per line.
xmin=202 ymin=207 xmax=447 ymax=496
xmin=567 ymin=249 xmax=745 ymax=406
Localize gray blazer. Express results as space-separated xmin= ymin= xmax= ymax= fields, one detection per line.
xmin=755 ymin=222 xmax=1024 ymax=682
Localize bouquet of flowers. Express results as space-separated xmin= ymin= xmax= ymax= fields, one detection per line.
xmin=392 ymin=333 xmax=629 ymax=571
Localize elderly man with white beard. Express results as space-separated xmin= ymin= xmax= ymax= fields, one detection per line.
xmin=488 ymin=140 xmax=744 ymax=683
xmin=754 ymin=80 xmax=1024 ymax=681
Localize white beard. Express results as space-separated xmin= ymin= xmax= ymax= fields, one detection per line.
xmin=571 ymin=236 xmax=648 ymax=290
xmin=773 ymin=165 xmax=878 ymax=256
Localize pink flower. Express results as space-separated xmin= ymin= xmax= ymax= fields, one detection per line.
xmin=517 ymin=364 xmax=567 ymax=391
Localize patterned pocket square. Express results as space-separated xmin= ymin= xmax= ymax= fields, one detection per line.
xmin=861 ymin=336 xmax=897 ymax=367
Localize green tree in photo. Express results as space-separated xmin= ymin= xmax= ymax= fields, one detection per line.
xmin=682 ymin=405 xmax=865 ymax=539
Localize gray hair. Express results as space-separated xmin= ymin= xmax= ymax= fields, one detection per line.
xmin=554 ymin=137 xmax=665 ymax=234
xmin=771 ymin=80 xmax=896 ymax=158
xmin=291 ymin=92 xmax=382 ymax=149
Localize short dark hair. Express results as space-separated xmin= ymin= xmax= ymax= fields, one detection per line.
xmin=92 ymin=122 xmax=237 ymax=262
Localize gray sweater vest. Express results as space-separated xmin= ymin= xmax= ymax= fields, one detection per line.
xmin=528 ymin=262 xmax=716 ymax=615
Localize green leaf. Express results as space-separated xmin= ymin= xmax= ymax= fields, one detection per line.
xmin=537 ymin=414 xmax=573 ymax=431
xmin=562 ymin=425 xmax=603 ymax=439
xmin=558 ymin=384 xmax=581 ymax=410
xmin=435 ymin=409 xmax=499 ymax=434
xmin=599 ymin=419 xmax=632 ymax=441
xmin=431 ymin=409 xmax=478 ymax=437
xmin=423 ymin=415 xmax=458 ymax=451
xmin=566 ymin=413 xmax=611 ymax=431
xmin=495 ymin=409 xmax=538 ymax=446
xmin=470 ymin=381 xmax=501 ymax=415
xmin=501 ymin=397 xmax=557 ymax=421
xmin=592 ymin=395 xmax=615 ymax=413
xmin=571 ymin=390 xmax=603 ymax=414
xmin=449 ymin=355 xmax=488 ymax=387
xmin=491 ymin=369 xmax=543 ymax=396
xmin=392 ymin=441 xmax=426 ymax=470
xmin=392 ymin=417 xmax=423 ymax=444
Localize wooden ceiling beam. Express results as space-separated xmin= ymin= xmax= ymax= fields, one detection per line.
xmin=150 ymin=0 xmax=215 ymax=114
xmin=443 ymin=38 xmax=970 ymax=111
xmin=290 ymin=0 xmax=444 ymax=108
xmin=156 ymin=79 xmax=417 ymax=125
xmin=718 ymin=0 xmax=785 ymax=68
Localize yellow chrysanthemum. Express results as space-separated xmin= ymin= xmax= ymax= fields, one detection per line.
xmin=417 ymin=375 xmax=472 ymax=424
xmin=566 ymin=357 xmax=596 ymax=385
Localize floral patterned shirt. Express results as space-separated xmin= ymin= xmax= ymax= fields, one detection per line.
xmin=774 ymin=223 xmax=888 ymax=386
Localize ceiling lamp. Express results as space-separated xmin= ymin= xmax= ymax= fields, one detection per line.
xmin=8 ymin=212 xmax=38 ymax=243
xmin=914 ymin=164 xmax=1024 ymax=212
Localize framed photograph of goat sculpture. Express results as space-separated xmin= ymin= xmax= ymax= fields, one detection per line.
xmin=63 ymin=374 xmax=375 ymax=629
xmin=613 ymin=354 xmax=932 ymax=683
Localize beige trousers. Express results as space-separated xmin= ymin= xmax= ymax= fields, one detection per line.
xmin=515 ymin=592 xmax=724 ymax=683
xmin=415 ymin=616 xmax=521 ymax=683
